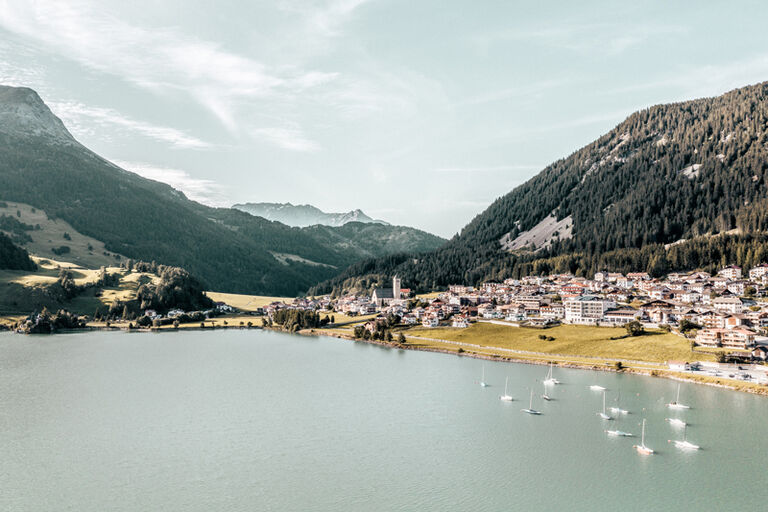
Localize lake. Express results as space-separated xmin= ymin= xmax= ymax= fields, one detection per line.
xmin=1 ymin=329 xmax=766 ymax=511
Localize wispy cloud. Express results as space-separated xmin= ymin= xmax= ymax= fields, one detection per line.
xmin=111 ymin=160 xmax=228 ymax=206
xmin=0 ymin=1 xmax=337 ymax=133
xmin=50 ymin=101 xmax=210 ymax=149
xmin=603 ymin=54 xmax=768 ymax=101
xmin=251 ymin=125 xmax=321 ymax=152
xmin=434 ymin=165 xmax=542 ymax=173
xmin=279 ymin=0 xmax=373 ymax=37
xmin=0 ymin=40 xmax=45 ymax=87
xmin=458 ymin=80 xmax=565 ymax=107
xmin=472 ymin=23 xmax=688 ymax=57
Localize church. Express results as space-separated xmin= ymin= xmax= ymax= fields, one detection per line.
xmin=371 ymin=276 xmax=402 ymax=306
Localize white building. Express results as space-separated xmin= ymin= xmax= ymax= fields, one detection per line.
xmin=749 ymin=264 xmax=768 ymax=281
xmin=563 ymin=296 xmax=616 ymax=325
xmin=712 ymin=296 xmax=745 ymax=315
xmin=603 ymin=308 xmax=642 ymax=326
xmin=452 ymin=315 xmax=469 ymax=328
xmin=422 ymin=316 xmax=439 ymax=328
xmin=718 ymin=265 xmax=742 ymax=280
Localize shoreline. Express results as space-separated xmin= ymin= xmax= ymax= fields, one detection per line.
xmin=3 ymin=319 xmax=766 ymax=396
xmin=298 ymin=328 xmax=768 ymax=397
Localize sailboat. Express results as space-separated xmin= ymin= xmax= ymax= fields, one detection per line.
xmin=543 ymin=363 xmax=560 ymax=385
xmin=667 ymin=383 xmax=690 ymax=409
xmin=633 ymin=419 xmax=655 ymax=454
xmin=479 ymin=365 xmax=489 ymax=387
xmin=669 ymin=425 xmax=700 ymax=450
xmin=499 ymin=377 xmax=514 ymax=401
xmin=597 ymin=390 xmax=613 ymax=420
xmin=521 ymin=389 xmax=542 ymax=415
xmin=609 ymin=391 xmax=629 ymax=415
xmin=541 ymin=382 xmax=553 ymax=401
xmin=605 ymin=398 xmax=634 ymax=437
xmin=666 ymin=417 xmax=687 ymax=427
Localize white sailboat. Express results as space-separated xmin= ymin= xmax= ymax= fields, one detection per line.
xmin=597 ymin=390 xmax=613 ymax=420
xmin=633 ymin=419 xmax=654 ymax=454
xmin=667 ymin=383 xmax=690 ymax=409
xmin=666 ymin=417 xmax=687 ymax=427
xmin=590 ymin=384 xmax=606 ymax=391
xmin=521 ymin=389 xmax=542 ymax=415
xmin=606 ymin=402 xmax=633 ymax=436
xmin=669 ymin=425 xmax=700 ymax=450
xmin=541 ymin=382 xmax=553 ymax=401
xmin=499 ymin=377 xmax=513 ymax=401
xmin=543 ymin=363 xmax=560 ymax=385
xmin=479 ymin=365 xmax=488 ymax=387
xmin=609 ymin=391 xmax=629 ymax=415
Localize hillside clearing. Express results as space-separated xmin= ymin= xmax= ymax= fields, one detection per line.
xmin=0 ymin=201 xmax=125 ymax=268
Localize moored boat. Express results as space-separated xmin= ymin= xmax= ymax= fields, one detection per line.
xmin=521 ymin=389 xmax=542 ymax=415
xmin=633 ymin=419 xmax=654 ymax=455
xmin=499 ymin=376 xmax=513 ymax=401
xmin=667 ymin=384 xmax=690 ymax=409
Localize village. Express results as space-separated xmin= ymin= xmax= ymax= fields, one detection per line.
xmin=252 ymin=265 xmax=768 ymax=369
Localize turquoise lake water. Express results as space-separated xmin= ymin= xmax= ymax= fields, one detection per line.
xmin=1 ymin=329 xmax=766 ymax=511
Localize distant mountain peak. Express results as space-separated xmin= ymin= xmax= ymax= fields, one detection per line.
xmin=0 ymin=85 xmax=74 ymax=143
xmin=233 ymin=202 xmax=389 ymax=227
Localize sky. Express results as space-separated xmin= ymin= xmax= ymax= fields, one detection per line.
xmin=1 ymin=1 xmax=768 ymax=237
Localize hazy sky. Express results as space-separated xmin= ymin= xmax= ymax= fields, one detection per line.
xmin=1 ymin=1 xmax=768 ymax=237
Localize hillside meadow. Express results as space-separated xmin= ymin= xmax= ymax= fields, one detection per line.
xmin=401 ymin=322 xmax=714 ymax=364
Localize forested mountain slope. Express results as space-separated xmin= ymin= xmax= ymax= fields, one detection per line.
xmin=312 ymin=81 xmax=768 ymax=294
xmin=0 ymin=86 xmax=442 ymax=295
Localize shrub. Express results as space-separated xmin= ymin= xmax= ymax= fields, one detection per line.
xmin=624 ymin=320 xmax=644 ymax=337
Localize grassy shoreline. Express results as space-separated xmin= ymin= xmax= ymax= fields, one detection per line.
xmin=311 ymin=321 xmax=768 ymax=396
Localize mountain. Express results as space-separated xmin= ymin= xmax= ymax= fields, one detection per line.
xmin=0 ymin=85 xmax=444 ymax=295
xmin=301 ymin=222 xmax=446 ymax=259
xmin=312 ymin=81 xmax=768 ymax=294
xmin=0 ymin=87 xmax=74 ymax=142
xmin=233 ymin=202 xmax=386 ymax=227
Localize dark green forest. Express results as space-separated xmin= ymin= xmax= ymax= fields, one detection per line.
xmin=0 ymin=232 xmax=36 ymax=271
xmin=312 ymin=81 xmax=768 ymax=294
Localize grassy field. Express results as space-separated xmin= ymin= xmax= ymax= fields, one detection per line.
xmin=204 ymin=292 xmax=290 ymax=311
xmin=203 ymin=292 xmax=375 ymax=324
xmin=402 ymin=322 xmax=714 ymax=363
xmin=0 ymin=201 xmax=125 ymax=268
xmin=0 ymin=259 xmax=162 ymax=317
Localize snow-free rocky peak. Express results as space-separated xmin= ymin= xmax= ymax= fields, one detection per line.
xmin=0 ymin=85 xmax=74 ymax=143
